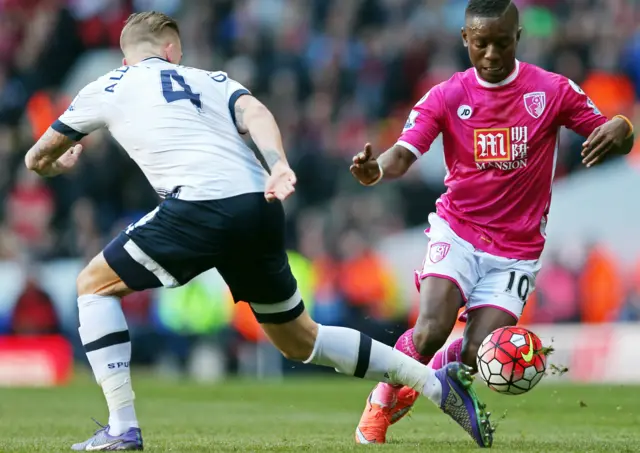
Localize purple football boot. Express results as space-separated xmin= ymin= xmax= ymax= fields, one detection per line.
xmin=71 ymin=420 xmax=143 ymax=451
xmin=435 ymin=362 xmax=494 ymax=448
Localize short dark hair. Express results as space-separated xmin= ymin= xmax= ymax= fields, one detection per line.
xmin=465 ymin=0 xmax=517 ymax=18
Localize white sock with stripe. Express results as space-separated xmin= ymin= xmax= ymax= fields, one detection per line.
xmin=304 ymin=325 xmax=442 ymax=402
xmin=78 ymin=294 xmax=139 ymax=435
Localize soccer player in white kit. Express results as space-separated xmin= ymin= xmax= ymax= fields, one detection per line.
xmin=25 ymin=11 xmax=495 ymax=451
xmin=350 ymin=0 xmax=635 ymax=446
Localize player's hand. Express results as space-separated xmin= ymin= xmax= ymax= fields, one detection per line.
xmin=56 ymin=144 xmax=83 ymax=172
xmin=265 ymin=161 xmax=296 ymax=202
xmin=39 ymin=144 xmax=83 ymax=177
xmin=350 ymin=143 xmax=382 ymax=185
xmin=581 ymin=118 xmax=631 ymax=168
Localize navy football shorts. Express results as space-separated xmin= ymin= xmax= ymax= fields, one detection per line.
xmin=103 ymin=192 xmax=302 ymax=324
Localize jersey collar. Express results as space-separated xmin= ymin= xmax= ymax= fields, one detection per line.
xmin=141 ymin=56 xmax=170 ymax=63
xmin=474 ymin=59 xmax=520 ymax=88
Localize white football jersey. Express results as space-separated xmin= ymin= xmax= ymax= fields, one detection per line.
xmin=54 ymin=57 xmax=267 ymax=200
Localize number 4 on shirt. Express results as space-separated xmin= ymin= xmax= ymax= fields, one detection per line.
xmin=161 ymin=69 xmax=202 ymax=109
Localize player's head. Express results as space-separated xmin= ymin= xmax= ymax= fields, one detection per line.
xmin=462 ymin=0 xmax=521 ymax=84
xmin=120 ymin=11 xmax=182 ymax=66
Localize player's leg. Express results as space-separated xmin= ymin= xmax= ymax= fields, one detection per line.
xmin=260 ymin=308 xmax=442 ymax=390
xmin=221 ymin=205 xmax=492 ymax=447
xmin=430 ymin=337 xmax=464 ymax=371
xmin=356 ymin=214 xmax=479 ymax=443
xmin=256 ymin=305 xmax=491 ymax=447
xmin=461 ymin=307 xmax=517 ymax=371
xmin=460 ymin=257 xmax=539 ymax=371
xmin=355 ymin=277 xmax=462 ymax=442
xmin=72 ymin=248 xmax=147 ymax=451
xmin=72 ymin=199 xmax=213 ymax=451
xmin=404 ymin=277 xmax=464 ymax=363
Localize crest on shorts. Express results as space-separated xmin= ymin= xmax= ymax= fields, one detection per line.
xmin=429 ymin=242 xmax=451 ymax=263
xmin=523 ymin=92 xmax=546 ymax=119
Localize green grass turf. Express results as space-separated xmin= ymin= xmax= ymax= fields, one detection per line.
xmin=0 ymin=372 xmax=638 ymax=452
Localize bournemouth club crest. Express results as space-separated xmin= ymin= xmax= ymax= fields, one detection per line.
xmin=523 ymin=92 xmax=546 ymax=119
xmin=429 ymin=242 xmax=451 ymax=263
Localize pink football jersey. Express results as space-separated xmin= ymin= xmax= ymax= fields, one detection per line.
xmin=398 ymin=60 xmax=607 ymax=260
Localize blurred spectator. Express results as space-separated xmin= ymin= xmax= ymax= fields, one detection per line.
xmin=10 ymin=271 xmax=60 ymax=335
xmin=335 ymin=227 xmax=403 ymax=322
xmin=579 ymin=245 xmax=625 ymax=323
xmin=530 ymin=255 xmax=580 ymax=323
xmin=57 ymin=197 xmax=103 ymax=261
xmin=5 ymin=166 xmax=54 ymax=258
xmin=619 ymin=260 xmax=640 ymax=322
xmin=619 ymin=288 xmax=640 ymax=322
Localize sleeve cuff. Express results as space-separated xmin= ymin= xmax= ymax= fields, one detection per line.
xmin=51 ymin=120 xmax=87 ymax=141
xmin=228 ymin=89 xmax=251 ymax=127
xmin=396 ymin=140 xmax=423 ymax=158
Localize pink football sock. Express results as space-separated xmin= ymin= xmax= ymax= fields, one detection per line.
xmin=430 ymin=337 xmax=463 ymax=370
xmin=370 ymin=329 xmax=433 ymax=406
xmin=394 ymin=328 xmax=434 ymax=364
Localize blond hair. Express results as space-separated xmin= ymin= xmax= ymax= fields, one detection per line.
xmin=120 ymin=11 xmax=180 ymax=51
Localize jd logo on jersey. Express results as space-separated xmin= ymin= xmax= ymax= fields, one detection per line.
xmin=457 ymin=105 xmax=473 ymax=120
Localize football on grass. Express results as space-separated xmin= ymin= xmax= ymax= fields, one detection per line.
xmin=476 ymin=326 xmax=547 ymax=395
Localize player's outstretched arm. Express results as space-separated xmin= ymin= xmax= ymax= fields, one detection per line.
xmin=350 ymin=143 xmax=417 ymax=186
xmin=25 ymin=128 xmax=84 ymax=177
xmin=234 ymin=94 xmax=296 ymax=202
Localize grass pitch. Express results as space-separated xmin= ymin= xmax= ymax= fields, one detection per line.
xmin=0 ymin=372 xmax=638 ymax=452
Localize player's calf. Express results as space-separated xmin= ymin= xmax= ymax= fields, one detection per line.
xmin=261 ymin=310 xmax=435 ymax=390
xmin=462 ymin=307 xmax=518 ymax=372
xmin=411 ymin=276 xmax=465 ymax=357
xmin=263 ymin=310 xmax=318 ymax=361
xmin=461 ymin=337 xmax=483 ymax=372
xmin=412 ymin=317 xmax=453 ymax=358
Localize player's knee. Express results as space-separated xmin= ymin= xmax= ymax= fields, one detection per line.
xmin=76 ymin=254 xmax=128 ymax=297
xmin=413 ymin=316 xmax=450 ymax=356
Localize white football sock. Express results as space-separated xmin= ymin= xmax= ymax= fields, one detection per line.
xmin=78 ymin=295 xmax=139 ymax=435
xmin=304 ymin=325 xmax=442 ymax=404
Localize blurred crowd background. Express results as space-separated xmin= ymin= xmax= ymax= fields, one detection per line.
xmin=1 ymin=0 xmax=640 ymax=378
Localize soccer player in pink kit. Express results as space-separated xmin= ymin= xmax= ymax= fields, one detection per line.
xmin=351 ymin=0 xmax=635 ymax=447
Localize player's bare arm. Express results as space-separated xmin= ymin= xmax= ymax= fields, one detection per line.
xmin=234 ymin=94 xmax=287 ymax=168
xmin=25 ymin=128 xmax=84 ymax=177
xmin=581 ymin=115 xmax=635 ymax=168
xmin=350 ymin=143 xmax=417 ymax=186
xmin=234 ymin=94 xmax=296 ymax=201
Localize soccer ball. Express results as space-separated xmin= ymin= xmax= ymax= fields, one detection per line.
xmin=476 ymin=326 xmax=547 ymax=395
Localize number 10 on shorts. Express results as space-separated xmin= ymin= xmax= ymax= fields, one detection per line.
xmin=504 ymin=271 xmax=531 ymax=303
